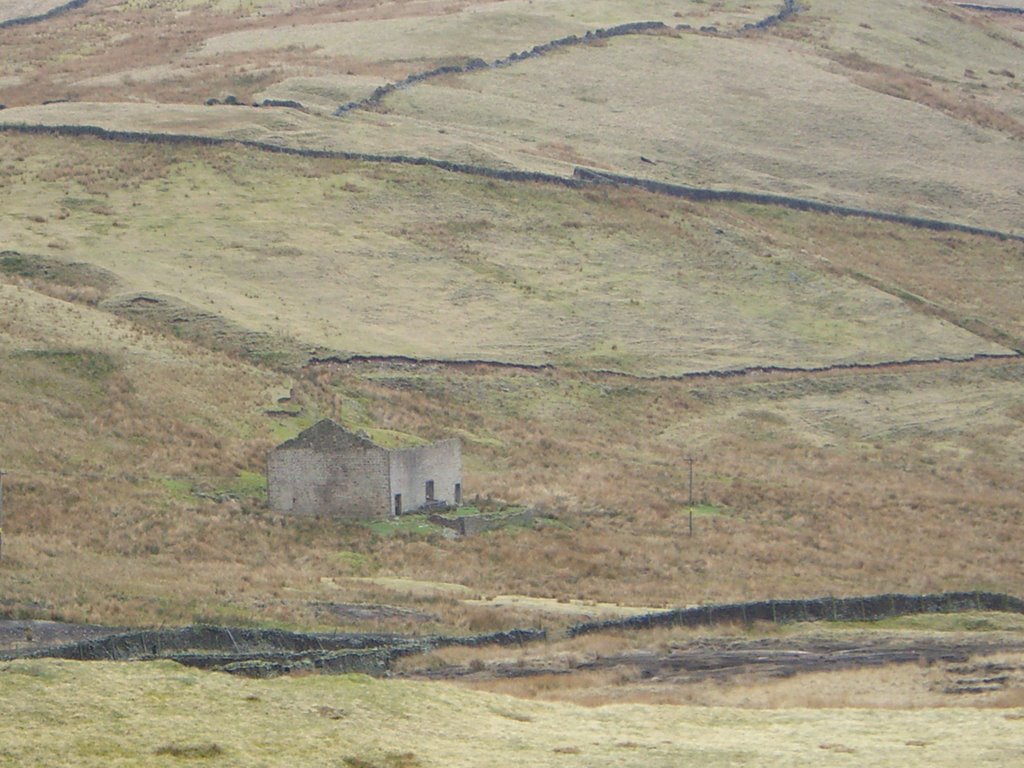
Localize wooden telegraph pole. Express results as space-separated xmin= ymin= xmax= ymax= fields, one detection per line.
xmin=684 ymin=456 xmax=695 ymax=537
xmin=0 ymin=469 xmax=5 ymax=562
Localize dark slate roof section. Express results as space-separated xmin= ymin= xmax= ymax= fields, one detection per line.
xmin=273 ymin=419 xmax=378 ymax=452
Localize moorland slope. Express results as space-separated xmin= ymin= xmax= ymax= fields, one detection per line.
xmin=0 ymin=0 xmax=1021 ymax=640
xmin=2 ymin=2 xmax=1023 ymax=764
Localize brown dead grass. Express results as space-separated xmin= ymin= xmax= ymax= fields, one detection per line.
xmin=831 ymin=50 xmax=1024 ymax=140
xmin=311 ymin=355 xmax=1024 ymax=607
xmin=460 ymin=652 xmax=1024 ymax=710
xmin=715 ymin=204 xmax=1024 ymax=351
xmin=4 ymin=299 xmax=1022 ymax=630
xmin=0 ymin=127 xmax=1020 ymax=632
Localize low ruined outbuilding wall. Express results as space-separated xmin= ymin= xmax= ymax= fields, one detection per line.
xmin=430 ymin=508 xmax=534 ymax=536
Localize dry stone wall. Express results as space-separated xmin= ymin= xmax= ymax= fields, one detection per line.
xmin=314 ymin=351 xmax=1021 ymax=383
xmin=0 ymin=0 xmax=88 ymax=29
xmin=568 ymin=591 xmax=1024 ymax=637
xmin=333 ymin=3 xmax=803 ymax=116
xmin=7 ymin=624 xmax=548 ymax=677
xmin=740 ymin=0 xmax=801 ymax=32
xmin=4 ymin=122 xmax=1019 ymax=244
xmin=333 ymin=21 xmax=673 ymax=116
xmin=955 ymin=4 xmax=1024 ymax=13
xmin=7 ymin=591 xmax=1021 ymax=678
xmin=573 ymin=167 xmax=1024 ymax=242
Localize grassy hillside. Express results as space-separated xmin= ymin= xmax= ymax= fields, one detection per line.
xmin=0 ymin=125 xmax=1021 ymax=631
xmin=1 ymin=2 xmax=1023 ymax=763
xmin=0 ymin=133 xmax=1015 ymax=375
xmin=2 ymin=659 xmax=1022 ymax=767
xmin=1 ymin=0 xmax=1021 ymax=231
xmin=0 ymin=0 xmax=780 ymax=108
xmin=378 ymin=30 xmax=1023 ymax=230
xmin=2 ymin=267 xmax=1023 ymax=630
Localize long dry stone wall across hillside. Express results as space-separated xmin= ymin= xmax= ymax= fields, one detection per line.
xmin=3 ymin=592 xmax=1020 ymax=677
xmin=573 ymin=167 xmax=1024 ymax=242
xmin=334 ymin=21 xmax=673 ymax=116
xmin=0 ymin=0 xmax=89 ymax=29
xmin=3 ymin=122 xmax=1021 ymax=244
xmin=955 ymin=4 xmax=1024 ymax=13
xmin=568 ymin=591 xmax=1024 ymax=637
xmin=5 ymin=625 xmax=545 ymax=678
xmin=310 ymin=352 xmax=1022 ymax=381
xmin=333 ymin=2 xmax=802 ymax=116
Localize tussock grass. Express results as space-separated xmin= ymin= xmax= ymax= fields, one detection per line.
xmin=1 ymin=659 xmax=1022 ymax=766
xmin=1 ymin=173 xmax=1023 ymax=629
xmin=153 ymin=742 xmax=225 ymax=758
xmin=0 ymin=2 xmax=1022 ymax=632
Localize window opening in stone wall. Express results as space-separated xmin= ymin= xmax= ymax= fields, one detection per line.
xmin=425 ymin=480 xmax=435 ymax=501
xmin=455 ymin=483 xmax=462 ymax=505
xmin=394 ymin=493 xmax=402 ymax=515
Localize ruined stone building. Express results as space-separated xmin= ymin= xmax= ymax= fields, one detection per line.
xmin=267 ymin=419 xmax=462 ymax=519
